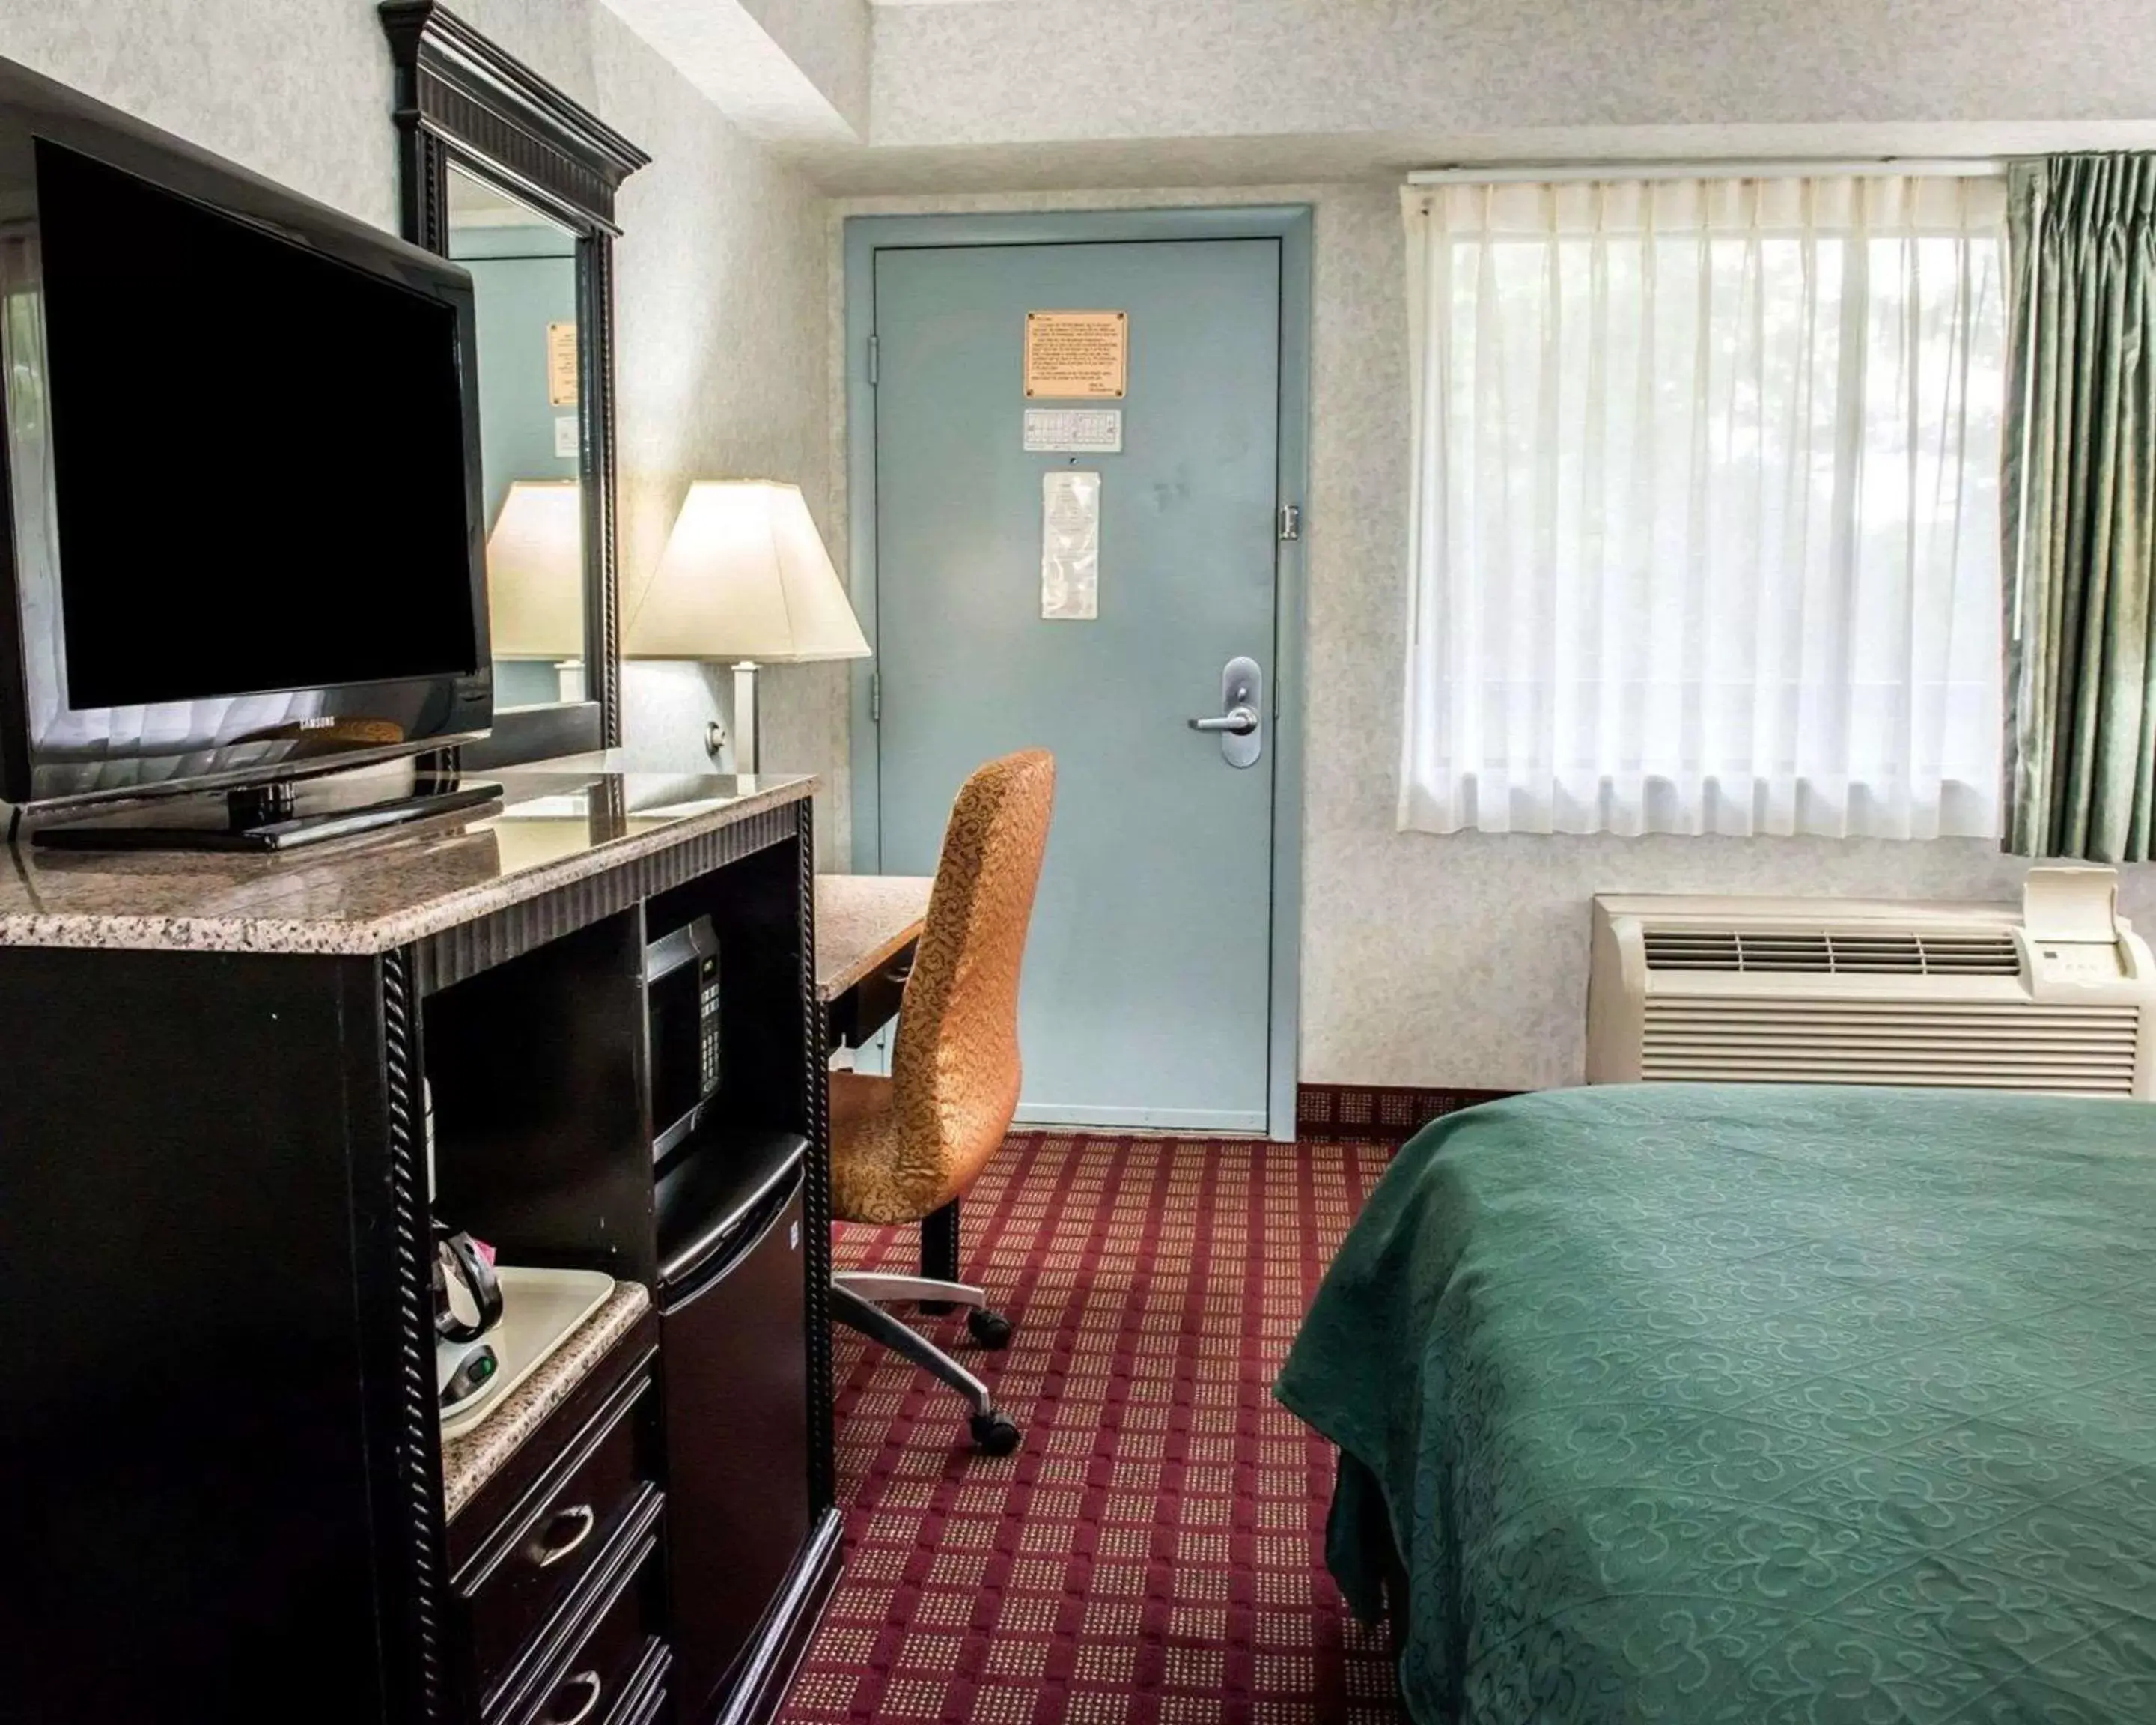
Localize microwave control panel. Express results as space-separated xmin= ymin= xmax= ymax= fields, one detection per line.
xmin=698 ymin=951 xmax=722 ymax=1098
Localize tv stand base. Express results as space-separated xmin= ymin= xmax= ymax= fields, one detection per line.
xmin=32 ymin=780 xmax=503 ymax=852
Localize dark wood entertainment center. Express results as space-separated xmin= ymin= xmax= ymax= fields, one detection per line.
xmin=0 ymin=770 xmax=840 ymax=1725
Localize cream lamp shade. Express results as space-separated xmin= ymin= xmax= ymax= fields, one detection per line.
xmin=624 ymin=480 xmax=870 ymax=663
xmin=485 ymin=480 xmax=585 ymax=659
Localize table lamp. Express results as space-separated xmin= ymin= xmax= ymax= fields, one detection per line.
xmin=486 ymin=479 xmax=586 ymax=702
xmin=625 ymin=480 xmax=871 ymax=773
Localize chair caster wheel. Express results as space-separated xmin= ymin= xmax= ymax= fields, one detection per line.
xmin=970 ymin=1411 xmax=1022 ymax=1455
xmin=966 ymin=1309 xmax=1014 ymax=1349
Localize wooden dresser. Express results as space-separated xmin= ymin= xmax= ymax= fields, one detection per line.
xmin=0 ymin=768 xmax=840 ymax=1725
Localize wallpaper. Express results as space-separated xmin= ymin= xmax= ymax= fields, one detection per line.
xmin=0 ymin=0 xmax=848 ymax=862
xmin=7 ymin=1 xmax=2149 ymax=1081
xmin=831 ymin=183 xmax=2156 ymax=1090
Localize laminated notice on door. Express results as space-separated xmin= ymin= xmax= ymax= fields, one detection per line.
xmin=1024 ymin=311 xmax=1127 ymax=398
xmin=1041 ymin=470 xmax=1100 ymax=620
xmin=1024 ymin=407 xmax=1122 ymax=453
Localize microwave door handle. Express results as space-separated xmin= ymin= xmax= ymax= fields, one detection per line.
xmin=645 ymin=915 xmax=719 ymax=983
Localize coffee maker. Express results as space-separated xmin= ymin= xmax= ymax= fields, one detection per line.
xmin=426 ymin=1080 xmax=505 ymax=1416
xmin=433 ymin=1222 xmax=503 ymax=1414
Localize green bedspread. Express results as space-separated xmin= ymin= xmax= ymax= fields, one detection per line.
xmin=1276 ymin=1085 xmax=2156 ymax=1724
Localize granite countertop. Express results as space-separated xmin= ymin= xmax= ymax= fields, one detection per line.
xmin=814 ymin=874 xmax=934 ymax=1002
xmin=440 ymin=1280 xmax=651 ymax=1522
xmin=0 ymin=767 xmax=814 ymax=955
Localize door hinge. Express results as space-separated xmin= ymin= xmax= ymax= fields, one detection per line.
xmin=1277 ymin=502 xmax=1301 ymax=541
xmin=866 ymin=333 xmax=879 ymax=386
xmin=869 ymin=669 xmax=881 ymax=724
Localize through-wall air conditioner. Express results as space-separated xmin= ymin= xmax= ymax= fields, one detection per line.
xmin=1586 ymin=868 xmax=2156 ymax=1099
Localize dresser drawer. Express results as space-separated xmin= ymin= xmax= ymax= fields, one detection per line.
xmin=603 ymin=1640 xmax=671 ymax=1725
xmin=612 ymin=1678 xmax=668 ymax=1725
xmin=506 ymin=1513 xmax=666 ymax=1725
xmin=456 ymin=1363 xmax=660 ymax=1714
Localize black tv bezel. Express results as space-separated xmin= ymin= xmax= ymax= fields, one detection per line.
xmin=0 ymin=55 xmax=493 ymax=812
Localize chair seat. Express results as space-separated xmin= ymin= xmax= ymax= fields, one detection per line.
xmin=829 ymin=1069 xmax=930 ymax=1225
xmin=829 ymin=1068 xmax=1012 ymax=1226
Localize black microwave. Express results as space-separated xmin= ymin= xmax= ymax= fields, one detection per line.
xmin=648 ymin=916 xmax=722 ymax=1158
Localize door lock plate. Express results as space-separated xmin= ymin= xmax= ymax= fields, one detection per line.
xmin=1187 ymin=655 xmax=1264 ymax=767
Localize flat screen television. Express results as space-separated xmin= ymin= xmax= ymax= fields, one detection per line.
xmin=0 ymin=57 xmax=493 ymax=842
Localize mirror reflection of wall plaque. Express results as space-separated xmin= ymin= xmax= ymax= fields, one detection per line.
xmin=1024 ymin=311 xmax=1127 ymax=399
xmin=546 ymin=320 xmax=579 ymax=406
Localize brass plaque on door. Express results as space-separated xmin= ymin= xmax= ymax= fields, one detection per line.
xmin=1023 ymin=310 xmax=1127 ymax=399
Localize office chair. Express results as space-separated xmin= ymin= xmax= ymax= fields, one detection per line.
xmin=829 ymin=749 xmax=1056 ymax=1455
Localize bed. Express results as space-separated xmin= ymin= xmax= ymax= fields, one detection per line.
xmin=1276 ymin=1084 xmax=2156 ymax=1724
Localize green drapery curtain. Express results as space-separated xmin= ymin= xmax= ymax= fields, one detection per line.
xmin=2004 ymin=153 xmax=2156 ymax=860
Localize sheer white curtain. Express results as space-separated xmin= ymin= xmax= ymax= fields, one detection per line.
xmin=1398 ymin=174 xmax=2008 ymax=838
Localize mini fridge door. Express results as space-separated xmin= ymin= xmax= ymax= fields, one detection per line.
xmin=658 ymin=1169 xmax=811 ymax=1721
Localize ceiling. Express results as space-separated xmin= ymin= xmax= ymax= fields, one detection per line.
xmin=616 ymin=0 xmax=2156 ymax=198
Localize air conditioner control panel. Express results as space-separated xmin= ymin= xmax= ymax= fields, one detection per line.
xmin=2030 ymin=941 xmax=2129 ymax=984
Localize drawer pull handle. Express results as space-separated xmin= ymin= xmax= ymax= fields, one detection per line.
xmin=532 ymin=1503 xmax=597 ymax=1569
xmin=543 ymin=1670 xmax=603 ymax=1725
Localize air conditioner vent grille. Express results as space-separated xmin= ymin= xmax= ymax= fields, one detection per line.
xmin=1642 ymin=927 xmax=2021 ymax=976
xmin=1640 ymin=997 xmax=2142 ymax=1095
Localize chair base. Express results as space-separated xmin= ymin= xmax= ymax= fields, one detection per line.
xmin=838 ymin=1271 xmax=987 ymax=1309
xmin=832 ymin=1274 xmax=1021 ymax=1454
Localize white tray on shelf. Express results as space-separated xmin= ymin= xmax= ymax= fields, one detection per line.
xmin=440 ymin=1266 xmax=615 ymax=1438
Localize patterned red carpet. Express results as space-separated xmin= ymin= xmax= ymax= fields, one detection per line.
xmin=780 ymin=1132 xmax=1404 ymax=1725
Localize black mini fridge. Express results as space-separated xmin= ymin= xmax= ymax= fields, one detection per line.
xmin=655 ymin=1137 xmax=811 ymax=1724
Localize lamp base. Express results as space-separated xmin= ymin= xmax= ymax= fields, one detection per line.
xmin=733 ymin=660 xmax=761 ymax=776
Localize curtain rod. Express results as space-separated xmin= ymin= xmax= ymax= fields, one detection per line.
xmin=1407 ymin=159 xmax=2005 ymax=186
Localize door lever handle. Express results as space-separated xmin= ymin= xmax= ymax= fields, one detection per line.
xmin=1190 ymin=657 xmax=1264 ymax=767
xmin=1187 ymin=707 xmax=1259 ymax=736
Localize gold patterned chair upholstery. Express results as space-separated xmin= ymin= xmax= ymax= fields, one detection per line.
xmin=829 ymin=749 xmax=1056 ymax=1454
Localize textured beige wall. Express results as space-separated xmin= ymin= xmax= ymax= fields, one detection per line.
xmin=14 ymin=1 xmax=2153 ymax=1081
xmin=832 ymin=0 xmax=2156 ymax=1089
xmin=832 ymin=183 xmax=2156 ymax=1090
xmin=0 ymin=0 xmax=849 ymax=860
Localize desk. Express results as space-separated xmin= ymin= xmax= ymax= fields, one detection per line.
xmin=811 ymin=873 xmax=955 ymax=1283
xmin=815 ymin=874 xmax=932 ymax=1046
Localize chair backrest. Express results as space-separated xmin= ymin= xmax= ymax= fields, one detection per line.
xmin=889 ymin=750 xmax=1056 ymax=1171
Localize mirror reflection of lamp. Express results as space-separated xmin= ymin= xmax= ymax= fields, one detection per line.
xmin=624 ymin=481 xmax=870 ymax=774
xmin=485 ymin=479 xmax=585 ymax=703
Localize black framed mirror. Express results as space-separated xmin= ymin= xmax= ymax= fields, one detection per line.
xmin=380 ymin=1 xmax=647 ymax=768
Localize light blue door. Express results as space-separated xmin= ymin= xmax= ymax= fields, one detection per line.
xmin=868 ymin=237 xmax=1282 ymax=1130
